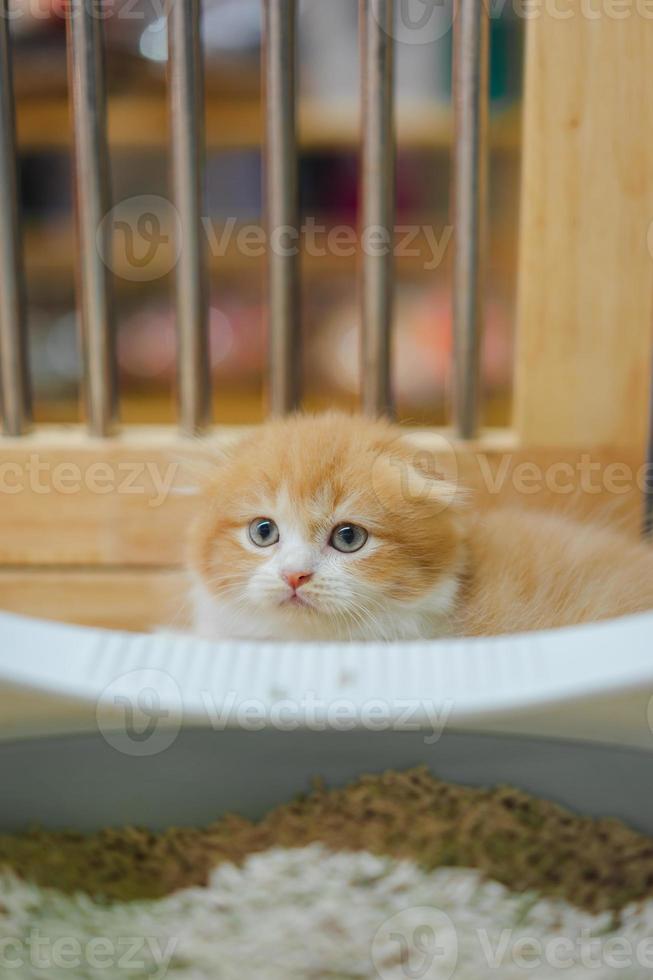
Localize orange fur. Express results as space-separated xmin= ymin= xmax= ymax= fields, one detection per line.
xmin=459 ymin=508 xmax=653 ymax=636
xmin=187 ymin=413 xmax=653 ymax=640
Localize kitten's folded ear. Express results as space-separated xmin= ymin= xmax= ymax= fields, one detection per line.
xmin=400 ymin=433 xmax=468 ymax=502
xmin=372 ymin=444 xmax=467 ymax=516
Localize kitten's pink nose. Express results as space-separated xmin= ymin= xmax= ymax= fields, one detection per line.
xmin=284 ymin=571 xmax=313 ymax=591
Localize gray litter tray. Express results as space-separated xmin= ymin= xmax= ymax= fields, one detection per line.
xmin=0 ymin=729 xmax=651 ymax=835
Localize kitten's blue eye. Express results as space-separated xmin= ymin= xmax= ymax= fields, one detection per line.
xmin=248 ymin=518 xmax=279 ymax=548
xmin=330 ymin=523 xmax=368 ymax=554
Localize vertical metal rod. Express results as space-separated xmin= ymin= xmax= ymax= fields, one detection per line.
xmin=169 ymin=0 xmax=210 ymax=434
xmin=0 ymin=0 xmax=30 ymax=436
xmin=452 ymin=0 xmax=489 ymax=439
xmin=360 ymin=0 xmax=395 ymax=417
xmin=67 ymin=0 xmax=117 ymax=436
xmin=263 ymin=0 xmax=300 ymax=416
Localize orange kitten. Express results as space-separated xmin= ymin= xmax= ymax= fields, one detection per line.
xmin=188 ymin=413 xmax=653 ymax=641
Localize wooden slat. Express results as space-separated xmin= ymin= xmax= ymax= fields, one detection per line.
xmin=0 ymin=426 xmax=646 ymax=568
xmin=15 ymin=96 xmax=521 ymax=151
xmin=0 ymin=568 xmax=187 ymax=633
xmin=515 ymin=11 xmax=653 ymax=449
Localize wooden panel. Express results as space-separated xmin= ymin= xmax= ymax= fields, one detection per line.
xmin=0 ymin=426 xmax=646 ymax=567
xmin=0 ymin=426 xmax=243 ymax=565
xmin=0 ymin=568 xmax=187 ymax=633
xmin=515 ymin=9 xmax=653 ymax=449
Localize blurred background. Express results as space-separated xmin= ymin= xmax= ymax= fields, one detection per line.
xmin=12 ymin=0 xmax=523 ymax=426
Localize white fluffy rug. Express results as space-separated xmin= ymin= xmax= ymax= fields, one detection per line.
xmin=1 ymin=845 xmax=652 ymax=979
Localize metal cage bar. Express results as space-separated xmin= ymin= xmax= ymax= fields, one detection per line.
xmin=169 ymin=0 xmax=211 ymax=435
xmin=452 ymin=0 xmax=489 ymax=440
xmin=67 ymin=0 xmax=117 ymax=436
xmin=264 ymin=0 xmax=301 ymax=416
xmin=360 ymin=0 xmax=395 ymax=418
xmin=0 ymin=0 xmax=30 ymax=436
